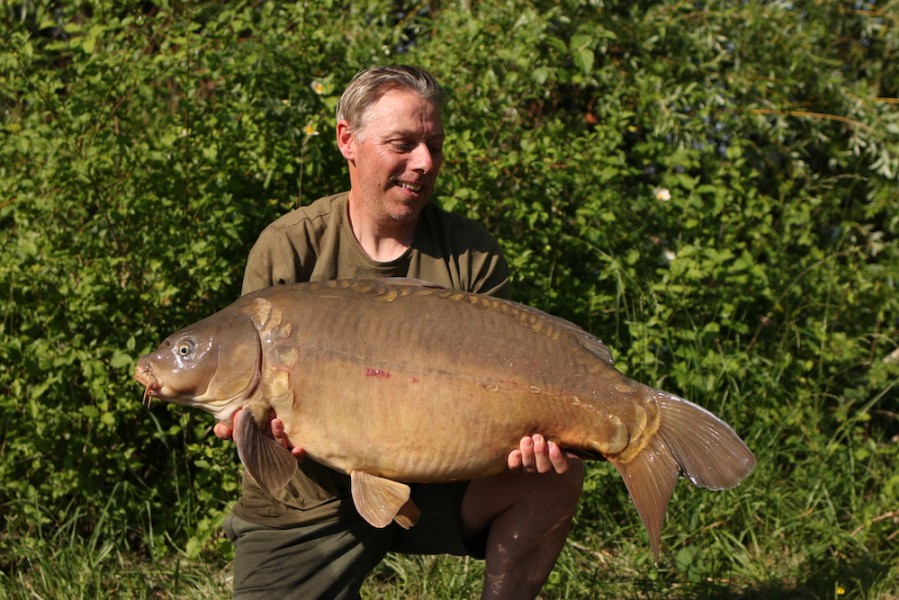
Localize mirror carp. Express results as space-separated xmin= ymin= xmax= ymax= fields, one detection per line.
xmin=134 ymin=278 xmax=756 ymax=558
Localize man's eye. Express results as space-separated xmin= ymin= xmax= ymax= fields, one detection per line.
xmin=393 ymin=143 xmax=416 ymax=152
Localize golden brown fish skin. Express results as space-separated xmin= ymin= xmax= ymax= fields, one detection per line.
xmin=134 ymin=307 xmax=262 ymax=421
xmin=136 ymin=278 xmax=755 ymax=557
xmin=234 ymin=280 xmax=662 ymax=483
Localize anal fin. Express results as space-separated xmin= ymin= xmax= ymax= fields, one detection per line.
xmin=350 ymin=471 xmax=418 ymax=529
xmin=609 ymin=439 xmax=680 ymax=561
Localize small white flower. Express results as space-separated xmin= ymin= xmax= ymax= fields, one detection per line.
xmin=304 ymin=123 xmax=319 ymax=137
xmin=654 ymin=187 xmax=671 ymax=201
xmin=311 ymin=81 xmax=325 ymax=95
xmin=663 ymin=249 xmax=676 ymax=263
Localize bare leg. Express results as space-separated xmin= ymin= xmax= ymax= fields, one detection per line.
xmin=460 ymin=456 xmax=585 ymax=599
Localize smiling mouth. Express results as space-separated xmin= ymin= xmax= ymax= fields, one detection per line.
xmin=395 ymin=180 xmax=424 ymax=193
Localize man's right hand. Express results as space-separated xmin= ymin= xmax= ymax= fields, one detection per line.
xmin=213 ymin=407 xmax=306 ymax=461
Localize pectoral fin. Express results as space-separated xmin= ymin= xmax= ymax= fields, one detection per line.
xmin=350 ymin=471 xmax=419 ymax=529
xmin=234 ymin=410 xmax=298 ymax=494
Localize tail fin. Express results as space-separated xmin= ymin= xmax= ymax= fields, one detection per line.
xmin=609 ymin=389 xmax=756 ymax=559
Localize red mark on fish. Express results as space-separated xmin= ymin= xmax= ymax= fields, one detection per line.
xmin=364 ymin=368 xmax=391 ymax=379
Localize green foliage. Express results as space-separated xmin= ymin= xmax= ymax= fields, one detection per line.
xmin=0 ymin=0 xmax=391 ymax=567
xmin=2 ymin=0 xmax=897 ymax=597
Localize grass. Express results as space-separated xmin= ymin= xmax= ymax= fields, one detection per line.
xmin=0 ymin=498 xmax=230 ymax=600
xmin=0 ymin=542 xmax=230 ymax=600
xmin=3 ymin=443 xmax=896 ymax=599
xmin=0 ymin=545 xmax=228 ymax=598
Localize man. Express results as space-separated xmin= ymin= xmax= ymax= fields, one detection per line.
xmin=214 ymin=65 xmax=585 ymax=599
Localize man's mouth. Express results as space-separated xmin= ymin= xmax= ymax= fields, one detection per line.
xmin=395 ymin=180 xmax=424 ymax=193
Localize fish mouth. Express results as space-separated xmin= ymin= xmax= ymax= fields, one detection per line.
xmin=134 ymin=363 xmax=160 ymax=407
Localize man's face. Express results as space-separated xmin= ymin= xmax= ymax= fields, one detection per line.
xmin=340 ymin=89 xmax=445 ymax=225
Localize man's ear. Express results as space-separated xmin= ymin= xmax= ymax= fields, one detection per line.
xmin=336 ymin=120 xmax=355 ymax=161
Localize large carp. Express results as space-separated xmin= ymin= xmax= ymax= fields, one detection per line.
xmin=134 ymin=279 xmax=755 ymax=557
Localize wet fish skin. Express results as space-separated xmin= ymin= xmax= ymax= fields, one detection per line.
xmin=135 ymin=278 xmax=756 ymax=557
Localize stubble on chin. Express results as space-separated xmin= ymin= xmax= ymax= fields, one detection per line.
xmin=383 ymin=204 xmax=423 ymax=227
xmin=385 ymin=188 xmax=430 ymax=224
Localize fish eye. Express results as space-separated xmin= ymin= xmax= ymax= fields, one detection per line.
xmin=176 ymin=340 xmax=194 ymax=357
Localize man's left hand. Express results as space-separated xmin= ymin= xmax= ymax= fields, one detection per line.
xmin=507 ymin=434 xmax=572 ymax=474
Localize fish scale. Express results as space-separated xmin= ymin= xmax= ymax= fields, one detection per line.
xmin=135 ymin=278 xmax=756 ymax=558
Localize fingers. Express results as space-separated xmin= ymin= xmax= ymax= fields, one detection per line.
xmin=270 ymin=416 xmax=306 ymax=459
xmin=507 ymin=448 xmax=523 ymax=470
xmin=546 ymin=438 xmax=570 ymax=474
xmin=213 ymin=407 xmax=242 ymax=441
xmin=511 ymin=434 xmax=571 ymax=475
xmin=213 ymin=421 xmax=233 ymax=440
xmin=212 ymin=407 xmax=306 ymax=462
xmin=270 ymin=416 xmax=289 ymax=448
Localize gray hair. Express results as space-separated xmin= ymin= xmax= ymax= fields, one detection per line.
xmin=336 ymin=65 xmax=446 ymax=137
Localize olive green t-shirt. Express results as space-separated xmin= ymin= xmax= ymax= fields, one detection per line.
xmin=234 ymin=192 xmax=510 ymax=527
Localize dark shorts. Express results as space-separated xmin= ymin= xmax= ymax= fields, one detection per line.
xmin=224 ymin=482 xmax=487 ymax=599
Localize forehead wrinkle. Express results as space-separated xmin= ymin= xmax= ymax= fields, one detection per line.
xmin=382 ymin=127 xmax=445 ymax=141
xmin=357 ymin=91 xmax=442 ymax=136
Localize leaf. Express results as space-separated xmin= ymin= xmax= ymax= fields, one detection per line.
xmin=573 ymin=47 xmax=595 ymax=76
xmin=110 ymin=350 xmax=133 ymax=370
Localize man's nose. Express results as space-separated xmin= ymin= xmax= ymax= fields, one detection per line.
xmin=410 ymin=143 xmax=436 ymax=172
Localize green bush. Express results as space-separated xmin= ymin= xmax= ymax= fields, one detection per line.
xmin=2 ymin=1 xmax=896 ymax=597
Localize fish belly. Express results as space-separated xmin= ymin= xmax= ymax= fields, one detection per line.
xmin=274 ymin=358 xmax=592 ymax=482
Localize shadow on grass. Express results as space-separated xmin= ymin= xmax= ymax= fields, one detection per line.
xmin=666 ymin=555 xmax=894 ymax=599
